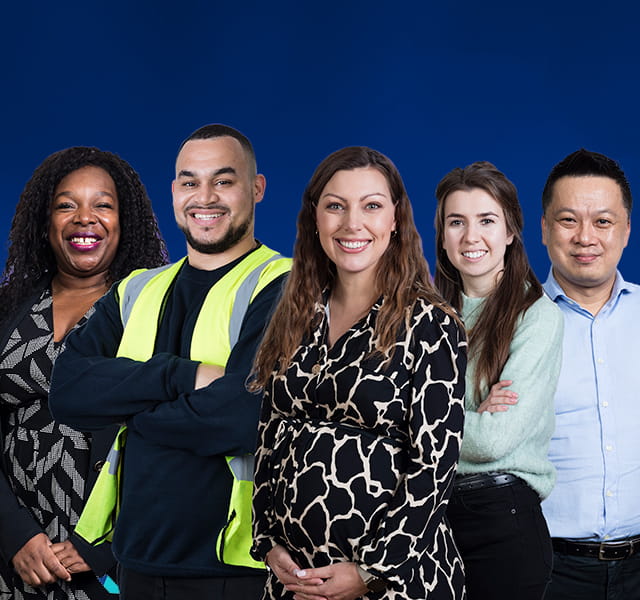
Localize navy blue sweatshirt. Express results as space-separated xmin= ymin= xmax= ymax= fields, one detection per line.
xmin=50 ymin=249 xmax=286 ymax=577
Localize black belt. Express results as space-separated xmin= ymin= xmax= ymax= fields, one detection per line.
xmin=453 ymin=472 xmax=521 ymax=494
xmin=552 ymin=535 xmax=640 ymax=561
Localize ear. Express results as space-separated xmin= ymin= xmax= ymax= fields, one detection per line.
xmin=254 ymin=174 xmax=266 ymax=204
xmin=623 ymin=216 xmax=631 ymax=248
xmin=541 ymin=214 xmax=548 ymax=247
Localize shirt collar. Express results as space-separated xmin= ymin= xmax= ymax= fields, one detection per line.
xmin=543 ymin=268 xmax=632 ymax=307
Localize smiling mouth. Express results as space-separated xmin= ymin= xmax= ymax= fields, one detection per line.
xmin=337 ymin=239 xmax=370 ymax=249
xmin=69 ymin=236 xmax=100 ymax=246
xmin=462 ymin=250 xmax=487 ymax=259
xmin=573 ymin=254 xmax=599 ymax=263
xmin=188 ymin=206 xmax=229 ymax=225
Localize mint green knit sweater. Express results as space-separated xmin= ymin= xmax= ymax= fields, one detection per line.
xmin=458 ymin=292 xmax=563 ymax=499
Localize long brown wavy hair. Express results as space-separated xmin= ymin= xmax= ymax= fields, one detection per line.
xmin=0 ymin=147 xmax=168 ymax=328
xmin=434 ymin=161 xmax=542 ymax=403
xmin=252 ymin=146 xmax=457 ymax=389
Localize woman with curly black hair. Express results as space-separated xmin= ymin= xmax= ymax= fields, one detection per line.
xmin=0 ymin=147 xmax=168 ymax=600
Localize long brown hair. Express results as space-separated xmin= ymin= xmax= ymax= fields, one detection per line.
xmin=433 ymin=161 xmax=542 ymax=403
xmin=252 ymin=146 xmax=456 ymax=389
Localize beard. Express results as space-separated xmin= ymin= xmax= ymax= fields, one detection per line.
xmin=179 ymin=213 xmax=252 ymax=255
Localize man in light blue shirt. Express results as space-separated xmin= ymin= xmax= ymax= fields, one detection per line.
xmin=540 ymin=149 xmax=640 ymax=600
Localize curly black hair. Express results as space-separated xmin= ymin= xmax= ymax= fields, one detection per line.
xmin=0 ymin=146 xmax=169 ymax=324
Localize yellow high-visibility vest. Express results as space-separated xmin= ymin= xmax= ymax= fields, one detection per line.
xmin=75 ymin=245 xmax=291 ymax=569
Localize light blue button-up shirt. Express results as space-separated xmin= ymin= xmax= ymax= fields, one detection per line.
xmin=542 ymin=270 xmax=640 ymax=541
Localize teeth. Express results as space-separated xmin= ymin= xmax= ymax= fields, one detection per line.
xmin=194 ymin=213 xmax=223 ymax=221
xmin=463 ymin=250 xmax=486 ymax=259
xmin=70 ymin=237 xmax=98 ymax=245
xmin=339 ymin=240 xmax=369 ymax=249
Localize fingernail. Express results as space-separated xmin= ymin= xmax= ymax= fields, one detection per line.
xmin=295 ymin=569 xmax=306 ymax=577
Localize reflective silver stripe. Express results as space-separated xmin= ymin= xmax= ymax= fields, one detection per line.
xmin=120 ymin=263 xmax=176 ymax=326
xmin=106 ymin=446 xmax=121 ymax=476
xmin=227 ymin=455 xmax=255 ymax=482
xmin=228 ymin=254 xmax=284 ymax=346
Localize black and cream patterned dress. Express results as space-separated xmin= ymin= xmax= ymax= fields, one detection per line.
xmin=252 ymin=297 xmax=467 ymax=600
xmin=0 ymin=288 xmax=108 ymax=600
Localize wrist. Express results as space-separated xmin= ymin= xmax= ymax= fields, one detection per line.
xmin=356 ymin=565 xmax=386 ymax=593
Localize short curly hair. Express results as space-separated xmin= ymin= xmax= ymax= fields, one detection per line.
xmin=0 ymin=146 xmax=169 ymax=323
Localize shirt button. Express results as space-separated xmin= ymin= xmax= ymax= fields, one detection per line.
xmin=603 ymin=401 xmax=609 ymax=407
xmin=605 ymin=444 xmax=613 ymax=451
xmin=597 ymin=358 xmax=605 ymax=364
xmin=606 ymin=490 xmax=613 ymax=497
xmin=311 ymin=363 xmax=321 ymax=375
xmin=93 ymin=460 xmax=106 ymax=472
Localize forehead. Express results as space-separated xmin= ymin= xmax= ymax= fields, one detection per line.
xmin=322 ymin=167 xmax=390 ymax=194
xmin=175 ymin=136 xmax=249 ymax=175
xmin=55 ymin=165 xmax=116 ymax=191
xmin=445 ymin=187 xmax=504 ymax=215
xmin=549 ymin=176 xmax=625 ymax=213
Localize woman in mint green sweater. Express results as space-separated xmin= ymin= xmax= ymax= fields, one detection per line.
xmin=433 ymin=161 xmax=563 ymax=600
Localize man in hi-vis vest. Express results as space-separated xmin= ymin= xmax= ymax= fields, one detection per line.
xmin=50 ymin=124 xmax=290 ymax=600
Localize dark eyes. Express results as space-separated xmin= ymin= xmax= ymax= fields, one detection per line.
xmin=182 ymin=179 xmax=231 ymax=188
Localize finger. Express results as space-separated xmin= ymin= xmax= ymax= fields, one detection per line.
xmin=49 ymin=542 xmax=67 ymax=554
xmin=489 ymin=395 xmax=517 ymax=403
xmin=26 ymin=564 xmax=58 ymax=587
xmin=494 ymin=379 xmax=513 ymax=388
xmin=43 ymin=555 xmax=72 ymax=582
xmin=287 ymin=581 xmax=327 ymax=592
xmin=295 ymin=566 xmax=332 ymax=580
xmin=292 ymin=591 xmax=327 ymax=600
xmin=487 ymin=405 xmax=510 ymax=412
xmin=292 ymin=571 xmax=325 ymax=585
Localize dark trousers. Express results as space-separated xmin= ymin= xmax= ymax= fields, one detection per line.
xmin=447 ymin=478 xmax=552 ymax=600
xmin=545 ymin=550 xmax=640 ymax=600
xmin=118 ymin=567 xmax=267 ymax=600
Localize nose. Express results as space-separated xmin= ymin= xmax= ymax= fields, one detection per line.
xmin=201 ymin=182 xmax=221 ymax=205
xmin=343 ymin=207 xmax=363 ymax=232
xmin=574 ymin=221 xmax=596 ymax=245
xmin=463 ymin=222 xmax=480 ymax=243
xmin=73 ymin=204 xmax=97 ymax=225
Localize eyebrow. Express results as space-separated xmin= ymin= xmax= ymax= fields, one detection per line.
xmin=177 ymin=166 xmax=237 ymax=178
xmin=53 ymin=190 xmax=114 ymax=200
xmin=553 ymin=206 xmax=617 ymax=215
xmin=446 ymin=211 xmax=500 ymax=219
xmin=321 ymin=191 xmax=389 ymax=201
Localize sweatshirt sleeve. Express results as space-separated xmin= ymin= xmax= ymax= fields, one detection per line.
xmin=357 ymin=305 xmax=466 ymax=584
xmin=460 ymin=295 xmax=564 ymax=463
xmin=0 ymin=462 xmax=43 ymax=565
xmin=126 ymin=275 xmax=286 ymax=457
xmin=50 ymin=287 xmax=198 ymax=431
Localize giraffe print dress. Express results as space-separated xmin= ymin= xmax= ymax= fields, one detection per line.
xmin=252 ymin=297 xmax=467 ymax=599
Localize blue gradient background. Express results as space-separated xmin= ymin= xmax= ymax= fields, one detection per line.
xmin=2 ymin=1 xmax=638 ymax=281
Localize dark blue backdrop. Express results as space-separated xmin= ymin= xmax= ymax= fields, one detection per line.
xmin=2 ymin=1 xmax=638 ymax=282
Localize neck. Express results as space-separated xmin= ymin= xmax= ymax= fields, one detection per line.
xmin=461 ymin=277 xmax=495 ymax=299
xmin=52 ymin=270 xmax=110 ymax=295
xmin=187 ymin=236 xmax=257 ymax=270
xmin=554 ymin=269 xmax=616 ymax=316
xmin=331 ymin=273 xmax=379 ymax=310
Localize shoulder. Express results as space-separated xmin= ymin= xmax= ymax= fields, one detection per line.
xmin=522 ymin=293 xmax=564 ymax=328
xmin=408 ymin=297 xmax=465 ymax=346
xmin=512 ymin=293 xmax=564 ymax=350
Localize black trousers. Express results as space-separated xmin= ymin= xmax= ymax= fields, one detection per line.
xmin=446 ymin=478 xmax=552 ymax=600
xmin=118 ymin=567 xmax=267 ymax=600
xmin=545 ymin=550 xmax=640 ymax=600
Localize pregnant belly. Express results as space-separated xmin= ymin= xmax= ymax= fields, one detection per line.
xmin=269 ymin=419 xmax=406 ymax=559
